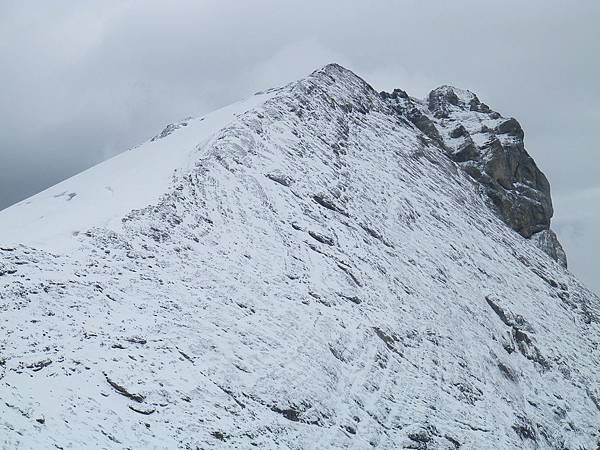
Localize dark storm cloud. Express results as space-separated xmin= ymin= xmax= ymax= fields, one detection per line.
xmin=1 ymin=0 xmax=599 ymax=291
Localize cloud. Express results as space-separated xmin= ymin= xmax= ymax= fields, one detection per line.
xmin=554 ymin=187 xmax=600 ymax=294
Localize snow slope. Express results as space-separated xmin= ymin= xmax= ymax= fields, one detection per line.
xmin=0 ymin=64 xmax=599 ymax=449
xmin=0 ymin=91 xmax=275 ymax=251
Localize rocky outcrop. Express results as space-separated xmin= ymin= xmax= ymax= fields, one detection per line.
xmin=382 ymin=84 xmax=564 ymax=264
xmin=531 ymin=229 xmax=568 ymax=268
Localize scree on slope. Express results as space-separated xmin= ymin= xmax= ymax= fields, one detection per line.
xmin=0 ymin=64 xmax=599 ymax=449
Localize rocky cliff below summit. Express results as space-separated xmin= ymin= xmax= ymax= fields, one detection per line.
xmin=382 ymin=84 xmax=566 ymax=267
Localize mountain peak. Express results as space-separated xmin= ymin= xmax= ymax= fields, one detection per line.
xmin=429 ymin=84 xmax=477 ymax=103
xmin=311 ymin=62 xmax=366 ymax=81
xmin=0 ymin=65 xmax=596 ymax=449
xmin=427 ymin=84 xmax=488 ymax=117
xmin=293 ymin=63 xmax=381 ymax=116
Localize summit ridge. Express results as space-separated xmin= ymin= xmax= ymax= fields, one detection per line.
xmin=0 ymin=64 xmax=596 ymax=449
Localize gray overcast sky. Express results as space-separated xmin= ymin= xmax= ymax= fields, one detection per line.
xmin=1 ymin=0 xmax=599 ymax=293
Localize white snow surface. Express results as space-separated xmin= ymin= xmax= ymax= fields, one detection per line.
xmin=0 ymin=91 xmax=275 ymax=251
xmin=0 ymin=64 xmax=599 ymax=449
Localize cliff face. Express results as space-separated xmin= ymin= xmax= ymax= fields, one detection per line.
xmin=382 ymin=84 xmax=566 ymax=267
xmin=0 ymin=64 xmax=597 ymax=449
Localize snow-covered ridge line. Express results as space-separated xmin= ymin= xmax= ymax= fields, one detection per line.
xmin=0 ymin=64 xmax=598 ymax=449
xmin=0 ymin=90 xmax=276 ymax=251
xmin=0 ymin=63 xmax=562 ymax=264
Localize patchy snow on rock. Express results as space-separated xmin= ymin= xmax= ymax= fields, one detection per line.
xmin=0 ymin=64 xmax=599 ymax=449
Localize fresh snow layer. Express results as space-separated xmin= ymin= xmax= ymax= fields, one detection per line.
xmin=0 ymin=65 xmax=599 ymax=450
xmin=0 ymin=91 xmax=274 ymax=251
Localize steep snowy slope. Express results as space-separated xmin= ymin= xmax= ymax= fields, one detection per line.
xmin=0 ymin=91 xmax=275 ymax=251
xmin=1 ymin=64 xmax=599 ymax=449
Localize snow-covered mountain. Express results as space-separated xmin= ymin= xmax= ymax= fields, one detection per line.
xmin=0 ymin=64 xmax=598 ymax=449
